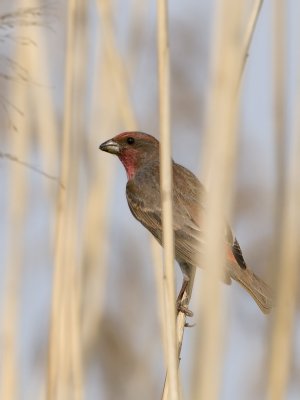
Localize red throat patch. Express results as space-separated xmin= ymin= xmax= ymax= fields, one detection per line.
xmin=118 ymin=149 xmax=138 ymax=180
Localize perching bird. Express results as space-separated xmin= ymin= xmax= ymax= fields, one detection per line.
xmin=99 ymin=131 xmax=273 ymax=314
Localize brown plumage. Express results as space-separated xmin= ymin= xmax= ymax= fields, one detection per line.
xmin=99 ymin=131 xmax=273 ymax=314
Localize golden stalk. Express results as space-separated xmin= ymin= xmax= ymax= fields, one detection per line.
xmin=266 ymin=2 xmax=299 ymax=398
xmin=192 ymin=1 xmax=245 ymax=399
xmin=0 ymin=56 xmax=29 ymax=400
xmin=81 ymin=57 xmax=118 ymax=353
xmin=237 ymin=0 xmax=264 ymax=88
xmin=97 ymin=0 xmax=137 ymax=129
xmin=127 ymin=0 xmax=149 ymax=77
xmin=28 ymin=29 xmax=59 ymax=196
xmin=157 ymin=1 xmax=179 ymax=400
xmin=270 ymin=0 xmax=286 ymax=291
xmin=0 ymin=2 xmax=60 ymax=399
xmin=266 ymin=88 xmax=300 ymax=398
xmin=0 ymin=3 xmax=33 ymax=396
xmin=161 ymin=268 xmax=196 ymax=400
xmin=47 ymin=1 xmax=83 ymax=399
xmin=151 ymin=239 xmax=168 ymax=355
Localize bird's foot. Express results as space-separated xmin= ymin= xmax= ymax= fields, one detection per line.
xmin=176 ymin=301 xmax=194 ymax=317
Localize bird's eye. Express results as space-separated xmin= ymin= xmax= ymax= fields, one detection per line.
xmin=126 ymin=137 xmax=135 ymax=145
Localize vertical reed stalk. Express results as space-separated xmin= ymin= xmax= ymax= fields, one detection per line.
xmin=81 ymin=56 xmax=118 ymax=353
xmin=0 ymin=50 xmax=29 ymax=400
xmin=157 ymin=1 xmax=179 ymax=400
xmin=161 ymin=268 xmax=196 ymax=400
xmin=266 ymin=83 xmax=300 ymax=399
xmin=29 ymin=21 xmax=59 ymax=196
xmin=97 ymin=0 xmax=137 ymax=128
xmin=270 ymin=0 xmax=286 ymax=290
xmin=192 ymin=2 xmax=244 ymax=399
xmin=237 ymin=0 xmax=264 ymax=88
xmin=47 ymin=1 xmax=83 ymax=399
xmin=266 ymin=2 xmax=299 ymax=399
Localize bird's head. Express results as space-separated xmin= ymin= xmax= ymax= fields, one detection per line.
xmin=99 ymin=131 xmax=159 ymax=179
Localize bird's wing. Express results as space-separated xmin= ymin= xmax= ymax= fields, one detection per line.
xmin=171 ymin=164 xmax=207 ymax=267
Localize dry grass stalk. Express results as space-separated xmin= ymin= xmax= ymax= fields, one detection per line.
xmin=237 ymin=0 xmax=264 ymax=88
xmin=97 ymin=0 xmax=137 ymax=128
xmin=270 ymin=0 xmax=286 ymax=290
xmin=151 ymin=239 xmax=168 ymax=354
xmin=0 ymin=151 xmax=61 ymax=186
xmin=0 ymin=46 xmax=29 ymax=400
xmin=161 ymin=268 xmax=196 ymax=400
xmin=192 ymin=2 xmax=245 ymax=399
xmin=0 ymin=2 xmax=57 ymax=178
xmin=266 ymin=2 xmax=300 ymax=398
xmin=28 ymin=28 xmax=59 ymax=196
xmin=157 ymin=1 xmax=180 ymax=400
xmin=47 ymin=2 xmax=83 ymax=399
xmin=81 ymin=57 xmax=118 ymax=354
xmin=266 ymin=93 xmax=300 ymax=398
xmin=127 ymin=0 xmax=149 ymax=78
xmin=0 ymin=4 xmax=51 ymax=30
xmin=0 ymin=3 xmax=59 ymax=399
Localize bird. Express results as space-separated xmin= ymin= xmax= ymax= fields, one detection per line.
xmin=99 ymin=131 xmax=273 ymax=315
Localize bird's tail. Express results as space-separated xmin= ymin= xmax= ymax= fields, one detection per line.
xmin=231 ymin=265 xmax=273 ymax=314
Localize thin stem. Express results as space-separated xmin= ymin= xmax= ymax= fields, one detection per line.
xmin=157 ymin=1 xmax=179 ymax=400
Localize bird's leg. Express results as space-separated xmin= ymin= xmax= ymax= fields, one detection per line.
xmin=176 ymin=277 xmax=193 ymax=317
xmin=176 ymin=278 xmax=189 ymax=303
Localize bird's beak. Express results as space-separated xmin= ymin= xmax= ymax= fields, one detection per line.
xmin=99 ymin=139 xmax=120 ymax=155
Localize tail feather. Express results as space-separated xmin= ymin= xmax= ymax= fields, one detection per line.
xmin=231 ymin=265 xmax=273 ymax=314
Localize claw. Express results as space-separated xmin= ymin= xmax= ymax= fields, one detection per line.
xmin=177 ymin=302 xmax=194 ymax=317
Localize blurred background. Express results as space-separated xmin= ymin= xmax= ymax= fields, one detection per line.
xmin=0 ymin=0 xmax=299 ymax=399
